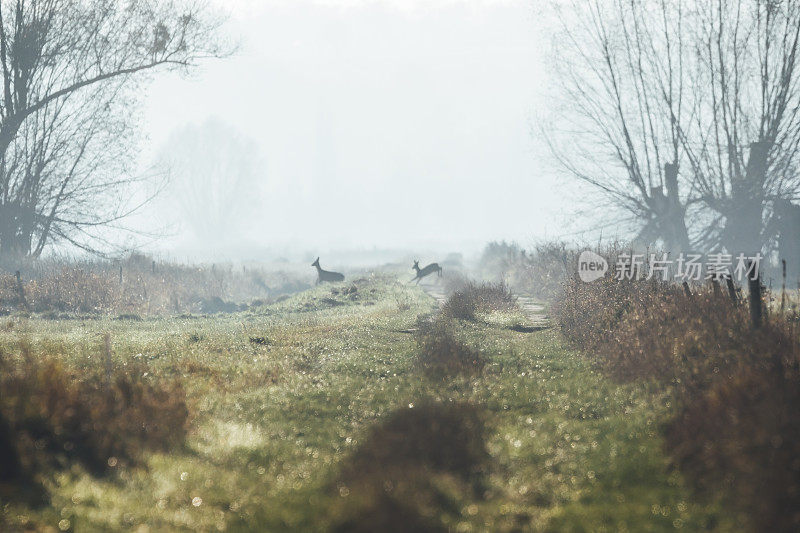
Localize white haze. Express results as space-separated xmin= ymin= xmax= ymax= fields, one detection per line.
xmin=136 ymin=0 xmax=582 ymax=261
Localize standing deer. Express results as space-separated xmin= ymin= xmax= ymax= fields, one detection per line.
xmin=311 ymin=257 xmax=344 ymax=284
xmin=411 ymin=260 xmax=442 ymax=284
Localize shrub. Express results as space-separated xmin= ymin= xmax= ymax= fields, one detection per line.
xmin=479 ymin=240 xmax=577 ymax=299
xmin=665 ymin=327 xmax=800 ymax=532
xmin=331 ymin=491 xmax=447 ymax=533
xmin=554 ymin=272 xmax=800 ymax=530
xmin=330 ymin=401 xmax=489 ymax=531
xmin=441 ymin=281 xmax=516 ymax=321
xmin=338 ymin=401 xmax=489 ymax=485
xmin=414 ymin=317 xmax=485 ymax=377
xmin=0 ymin=345 xmax=189 ymax=481
xmin=552 ymin=270 xmax=763 ymax=383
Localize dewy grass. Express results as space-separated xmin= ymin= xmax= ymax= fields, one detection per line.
xmin=0 ymin=276 xmax=729 ymax=531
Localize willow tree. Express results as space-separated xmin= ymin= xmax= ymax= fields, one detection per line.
xmin=551 ymin=0 xmax=800 ymax=255
xmin=0 ymin=0 xmax=229 ymax=257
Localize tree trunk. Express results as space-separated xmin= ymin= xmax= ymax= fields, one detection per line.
xmin=663 ymin=162 xmax=691 ymax=253
xmin=0 ymin=202 xmax=34 ymax=257
xmin=723 ymin=142 xmax=769 ymax=255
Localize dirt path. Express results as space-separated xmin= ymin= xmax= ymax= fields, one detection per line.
xmin=417 ymin=281 xmax=550 ymax=329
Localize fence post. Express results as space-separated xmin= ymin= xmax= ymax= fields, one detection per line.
xmin=682 ymin=281 xmax=693 ymax=300
xmin=118 ymin=264 xmax=123 ymax=285
xmin=781 ymin=259 xmax=787 ymax=314
xmin=725 ymin=275 xmax=738 ymax=305
xmin=748 ymin=266 xmax=762 ymax=329
xmin=15 ymin=271 xmax=28 ymax=311
xmin=711 ymin=278 xmax=722 ymax=299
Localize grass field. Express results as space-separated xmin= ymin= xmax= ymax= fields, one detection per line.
xmin=0 ymin=274 xmax=733 ymax=532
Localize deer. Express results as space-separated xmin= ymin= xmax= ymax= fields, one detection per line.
xmin=411 ymin=259 xmax=442 ymax=284
xmin=311 ymin=257 xmax=344 ymax=284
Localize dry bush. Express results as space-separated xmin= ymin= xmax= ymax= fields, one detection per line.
xmin=414 ymin=317 xmax=485 ymax=377
xmin=338 ymin=401 xmax=489 ymax=486
xmin=0 ymin=345 xmax=189 ymax=482
xmin=331 ymin=401 xmax=489 ymax=531
xmin=441 ymin=281 xmax=516 ymax=321
xmin=554 ymin=273 xmax=800 ymax=530
xmin=479 ymin=241 xmax=577 ymax=299
xmin=553 ymin=274 xmax=758 ymax=383
xmin=330 ymin=490 xmax=447 ymax=533
xmin=26 ymin=267 xmax=120 ymax=313
xmin=666 ymin=344 xmax=800 ymax=532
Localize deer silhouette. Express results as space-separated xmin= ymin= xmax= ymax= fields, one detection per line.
xmin=411 ymin=259 xmax=442 ymax=284
xmin=311 ymin=257 xmax=344 ymax=284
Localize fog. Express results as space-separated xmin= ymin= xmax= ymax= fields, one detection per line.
xmin=137 ymin=0 xmax=568 ymax=260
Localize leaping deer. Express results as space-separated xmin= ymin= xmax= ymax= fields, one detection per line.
xmin=411 ymin=259 xmax=442 ymax=284
xmin=311 ymin=257 xmax=344 ymax=284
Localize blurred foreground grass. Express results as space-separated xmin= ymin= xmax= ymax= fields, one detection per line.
xmin=0 ymin=275 xmax=729 ymax=531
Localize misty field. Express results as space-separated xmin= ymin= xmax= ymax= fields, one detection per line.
xmin=0 ymin=274 xmax=733 ymax=532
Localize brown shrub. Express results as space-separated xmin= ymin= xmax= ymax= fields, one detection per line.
xmin=479 ymin=240 xmax=577 ymax=299
xmin=666 ymin=339 xmax=800 ymax=532
xmin=414 ymin=317 xmax=485 ymax=377
xmin=554 ymin=273 xmax=800 ymax=530
xmin=0 ymin=346 xmax=189 ymax=480
xmin=552 ymin=274 xmax=755 ymax=383
xmin=441 ymin=281 xmax=516 ymax=321
xmin=331 ymin=401 xmax=489 ymax=531
xmin=338 ymin=401 xmax=489 ymax=485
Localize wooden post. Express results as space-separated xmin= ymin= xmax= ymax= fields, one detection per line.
xmin=682 ymin=281 xmax=693 ymax=300
xmin=711 ymin=278 xmax=722 ymax=299
xmin=781 ymin=259 xmax=787 ymax=314
xmin=15 ymin=271 xmax=28 ymax=311
xmin=118 ymin=264 xmax=123 ymax=285
xmin=152 ymin=260 xmax=156 ymax=274
xmin=725 ymin=275 xmax=738 ymax=305
xmin=749 ymin=266 xmax=762 ymax=329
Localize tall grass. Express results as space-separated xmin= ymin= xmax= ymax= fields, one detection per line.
xmin=0 ymin=253 xmax=311 ymax=315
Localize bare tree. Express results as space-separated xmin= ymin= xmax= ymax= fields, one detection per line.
xmin=157 ymin=119 xmax=264 ymax=246
xmin=0 ymin=0 xmax=229 ymax=257
xmin=551 ymin=0 xmax=800 ymax=255
xmin=549 ymin=0 xmax=694 ymax=253
xmin=685 ymin=0 xmax=800 ymax=254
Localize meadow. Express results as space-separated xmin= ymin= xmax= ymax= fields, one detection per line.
xmin=0 ymin=268 xmax=735 ymax=532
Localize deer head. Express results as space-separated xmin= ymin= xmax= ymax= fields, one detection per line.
xmin=311 ymin=257 xmax=320 ymax=267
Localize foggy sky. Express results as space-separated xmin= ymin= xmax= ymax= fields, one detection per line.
xmin=139 ymin=0 xmax=571 ymax=258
